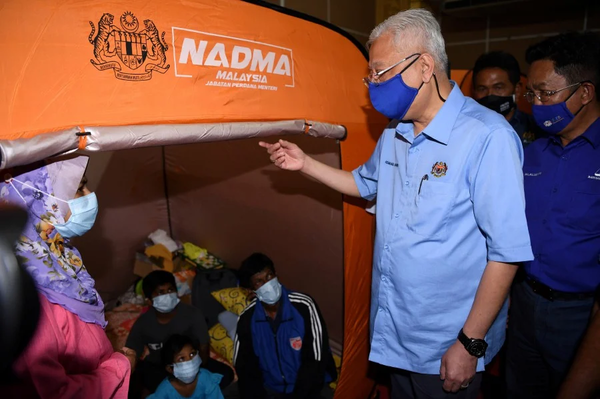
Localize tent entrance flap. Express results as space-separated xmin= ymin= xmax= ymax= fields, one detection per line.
xmin=0 ymin=120 xmax=346 ymax=169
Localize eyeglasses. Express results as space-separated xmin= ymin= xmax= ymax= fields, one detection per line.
xmin=363 ymin=53 xmax=421 ymax=87
xmin=524 ymin=81 xmax=584 ymax=104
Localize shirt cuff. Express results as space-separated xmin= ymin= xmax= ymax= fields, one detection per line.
xmin=487 ymin=244 xmax=534 ymax=264
xmin=351 ymin=168 xmax=376 ymax=201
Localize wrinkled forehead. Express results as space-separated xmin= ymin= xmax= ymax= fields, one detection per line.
xmin=527 ymin=60 xmax=566 ymax=88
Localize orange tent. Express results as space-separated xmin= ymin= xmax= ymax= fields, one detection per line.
xmin=0 ymin=0 xmax=387 ymax=397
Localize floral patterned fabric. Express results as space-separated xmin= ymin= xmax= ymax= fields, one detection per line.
xmin=1 ymin=157 xmax=107 ymax=327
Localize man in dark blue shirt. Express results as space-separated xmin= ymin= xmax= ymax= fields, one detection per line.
xmin=472 ymin=51 xmax=543 ymax=147
xmin=506 ymin=32 xmax=600 ymax=399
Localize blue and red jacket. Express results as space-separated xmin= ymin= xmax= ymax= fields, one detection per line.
xmin=234 ymin=286 xmax=336 ymax=398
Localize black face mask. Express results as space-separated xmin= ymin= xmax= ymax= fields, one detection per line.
xmin=477 ymin=94 xmax=515 ymax=116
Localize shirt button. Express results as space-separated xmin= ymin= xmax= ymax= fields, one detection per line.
xmin=405 ymin=181 xmax=409 ymax=186
xmin=552 ymin=188 xmax=558 ymax=193
xmin=384 ymin=244 xmax=390 ymax=250
xmin=561 ymin=156 xmax=567 ymax=160
xmin=382 ymin=276 xmax=388 ymax=282
xmin=394 ymin=213 xmax=399 ymax=218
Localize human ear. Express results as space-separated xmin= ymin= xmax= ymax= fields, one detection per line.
xmin=420 ymin=54 xmax=435 ymax=83
xmin=580 ymin=82 xmax=596 ymax=105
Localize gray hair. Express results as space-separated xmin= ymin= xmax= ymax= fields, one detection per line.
xmin=368 ymin=8 xmax=448 ymax=74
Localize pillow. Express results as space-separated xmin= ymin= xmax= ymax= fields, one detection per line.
xmin=211 ymin=287 xmax=249 ymax=315
xmin=329 ymin=354 xmax=342 ymax=389
xmin=208 ymin=323 xmax=234 ymax=364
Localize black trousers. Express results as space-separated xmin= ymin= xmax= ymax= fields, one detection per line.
xmin=390 ymin=369 xmax=482 ymax=399
xmin=505 ymin=279 xmax=594 ymax=399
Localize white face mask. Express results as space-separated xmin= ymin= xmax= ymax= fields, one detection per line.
xmin=255 ymin=277 xmax=282 ymax=305
xmin=152 ymin=292 xmax=180 ymax=313
xmin=52 ymin=193 xmax=99 ymax=238
xmin=172 ymin=354 xmax=202 ymax=384
xmin=8 ymin=177 xmax=99 ymax=238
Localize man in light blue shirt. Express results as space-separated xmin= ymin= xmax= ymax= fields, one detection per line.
xmin=259 ymin=9 xmax=532 ymax=399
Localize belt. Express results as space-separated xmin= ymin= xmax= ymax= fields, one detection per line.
xmin=525 ymin=278 xmax=595 ymax=301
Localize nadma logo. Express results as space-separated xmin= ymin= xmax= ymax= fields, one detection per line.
xmin=172 ymin=27 xmax=294 ymax=91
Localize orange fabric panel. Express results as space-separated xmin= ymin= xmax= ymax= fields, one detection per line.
xmin=1 ymin=0 xmax=391 ymax=395
xmin=452 ymin=69 xmax=532 ymax=114
xmin=335 ymin=117 xmax=386 ymax=398
xmin=0 ymin=0 xmax=374 ymax=139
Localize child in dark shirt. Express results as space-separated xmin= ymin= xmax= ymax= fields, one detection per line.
xmin=123 ymin=270 xmax=233 ymax=397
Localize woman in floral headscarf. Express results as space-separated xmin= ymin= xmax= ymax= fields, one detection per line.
xmin=2 ymin=156 xmax=130 ymax=399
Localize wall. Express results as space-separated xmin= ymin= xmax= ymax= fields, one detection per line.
xmin=261 ymin=0 xmax=376 ymax=47
xmin=266 ymin=0 xmax=600 ymax=79
xmin=442 ymin=0 xmax=600 ymax=72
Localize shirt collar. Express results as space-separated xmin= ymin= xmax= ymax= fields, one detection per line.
xmin=509 ymin=108 xmax=526 ymax=127
xmin=544 ymin=117 xmax=600 ymax=150
xmin=581 ymin=117 xmax=600 ymax=148
xmin=395 ymin=81 xmax=465 ymax=145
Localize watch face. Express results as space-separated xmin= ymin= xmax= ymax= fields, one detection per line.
xmin=467 ymin=340 xmax=487 ymax=357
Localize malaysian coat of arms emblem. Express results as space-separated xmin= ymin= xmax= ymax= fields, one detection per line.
xmin=431 ymin=161 xmax=448 ymax=178
xmin=88 ymin=11 xmax=170 ymax=81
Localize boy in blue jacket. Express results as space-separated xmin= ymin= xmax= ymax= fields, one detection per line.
xmin=233 ymin=253 xmax=337 ymax=399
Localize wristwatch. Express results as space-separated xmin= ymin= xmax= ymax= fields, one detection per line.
xmin=457 ymin=329 xmax=488 ymax=358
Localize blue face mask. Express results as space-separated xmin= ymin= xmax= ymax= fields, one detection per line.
xmin=368 ymin=72 xmax=422 ymax=120
xmin=532 ymin=85 xmax=586 ymax=134
xmin=367 ymin=55 xmax=446 ymax=120
xmin=172 ymin=354 xmax=202 ymax=384
xmin=255 ymin=277 xmax=282 ymax=305
xmin=153 ymin=292 xmax=180 ymax=313
xmin=53 ymin=193 xmax=99 ymax=238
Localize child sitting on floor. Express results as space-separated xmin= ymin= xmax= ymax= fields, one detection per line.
xmin=148 ymin=334 xmax=224 ymax=399
xmin=123 ymin=270 xmax=233 ymax=397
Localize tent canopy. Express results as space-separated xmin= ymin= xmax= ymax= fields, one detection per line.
xmin=1 ymin=1 xmax=387 ymax=397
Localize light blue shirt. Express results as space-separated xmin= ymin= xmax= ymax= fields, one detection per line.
xmin=352 ymin=83 xmax=533 ymax=374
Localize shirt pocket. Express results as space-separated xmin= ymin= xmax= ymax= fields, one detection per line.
xmin=569 ymin=179 xmax=600 ymax=233
xmin=407 ymin=180 xmax=455 ymax=238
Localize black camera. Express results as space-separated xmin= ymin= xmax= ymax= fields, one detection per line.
xmin=0 ymin=206 xmax=40 ymax=374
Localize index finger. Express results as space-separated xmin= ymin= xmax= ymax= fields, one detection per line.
xmin=259 ymin=141 xmax=280 ymax=153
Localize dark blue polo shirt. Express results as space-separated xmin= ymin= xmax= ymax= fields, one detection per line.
xmin=523 ymin=117 xmax=600 ymax=292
